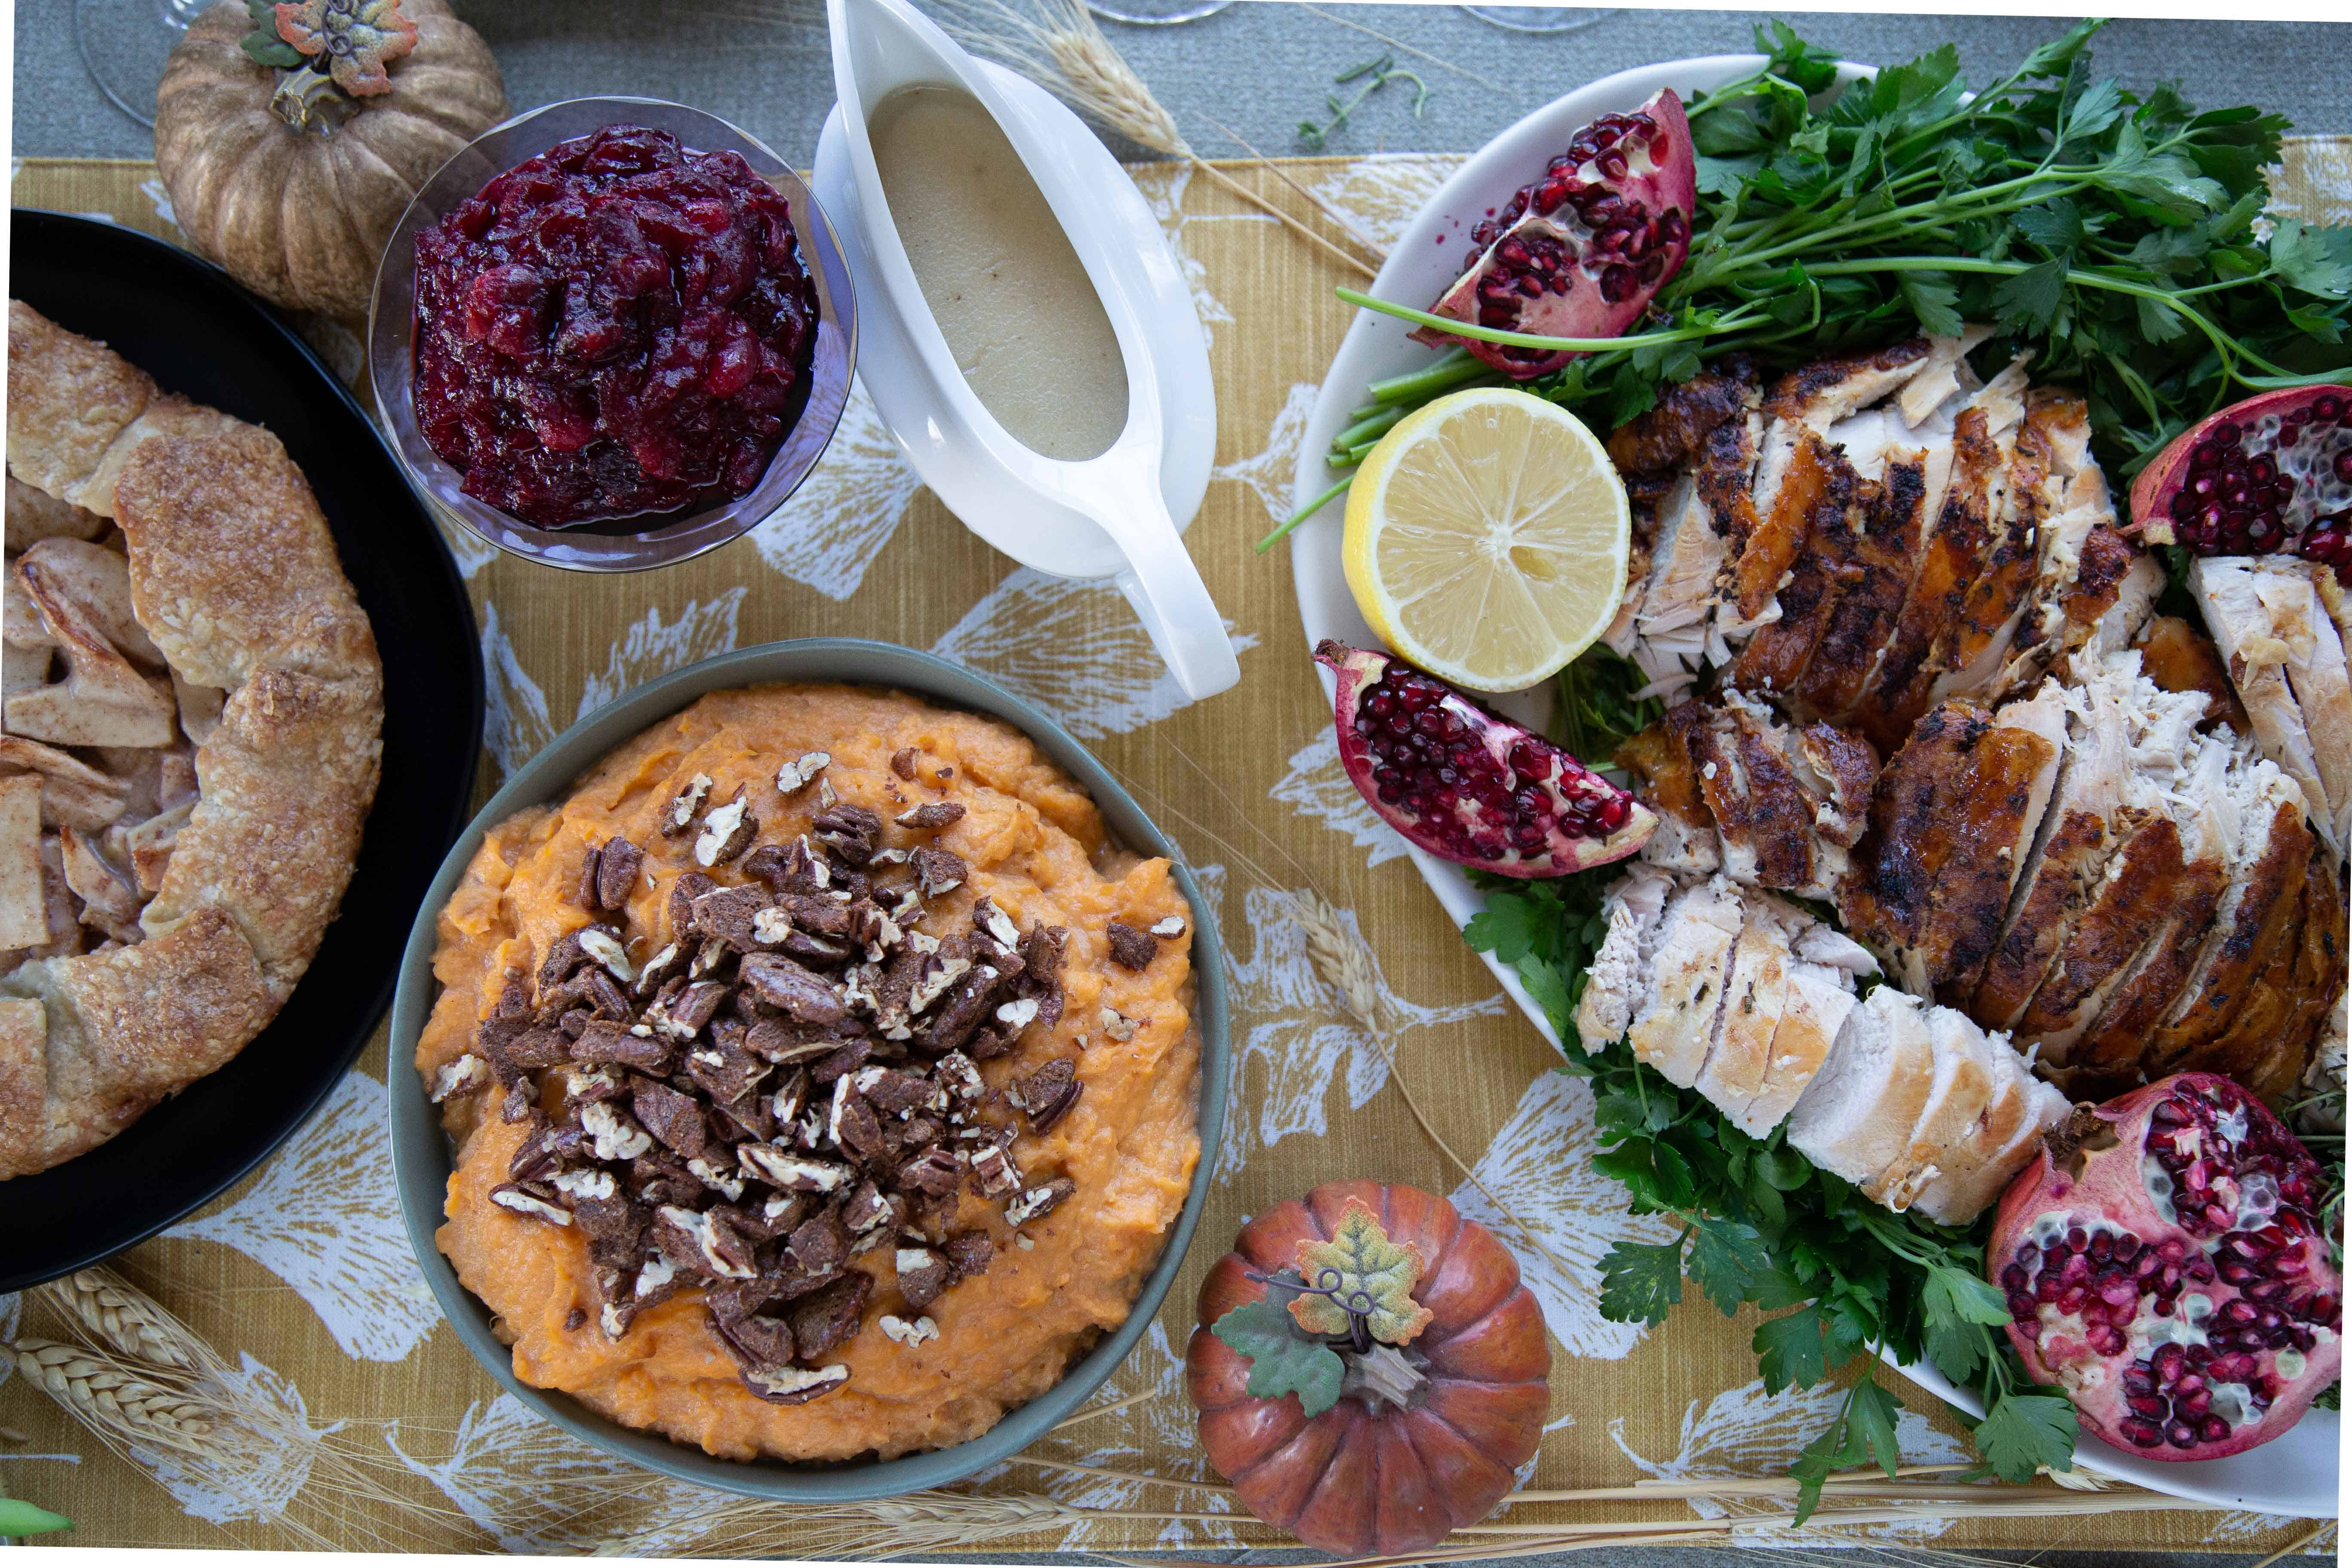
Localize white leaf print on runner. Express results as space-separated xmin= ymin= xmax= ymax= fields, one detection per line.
xmin=1305 ymin=153 xmax=1462 ymax=253
xmin=481 ymin=593 xmax=748 ymax=780
xmin=747 ymin=377 xmax=924 ymax=601
xmin=170 ymin=1072 xmax=441 ymax=1363
xmin=1271 ymin=731 xmax=1409 ymax=868
xmin=144 ymin=1354 xmax=327 ymax=1526
xmin=578 ymin=588 xmax=747 ymax=716
xmin=1125 ymin=163 xmax=1238 ymax=346
xmin=1512 ymin=1411 xmax=1578 ymax=1487
xmin=931 ymin=567 xmax=1257 ymax=740
xmin=1217 ymin=886 xmax=1504 ymax=1180
xmin=1449 ymin=1070 xmax=1679 ymax=1360
xmin=1041 ymin=1321 xmax=1240 ymax=1548
xmin=0 ymin=1292 xmax=17 ymax=1390
xmin=386 ymin=1393 xmax=714 ymax=1554
xmin=1212 ymin=381 xmax=1321 ymax=529
xmin=1610 ymin=1378 xmax=1970 ymax=1542
xmin=438 ymin=517 xmax=501 ymax=580
xmin=480 ymin=600 xmax=557 ymax=781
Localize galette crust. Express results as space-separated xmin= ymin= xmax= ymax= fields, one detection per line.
xmin=1 ymin=303 xmax=385 ymax=1177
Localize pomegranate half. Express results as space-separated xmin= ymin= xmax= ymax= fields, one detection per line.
xmin=1988 ymin=1072 xmax=2342 ymax=1461
xmin=2125 ymin=386 xmax=2352 ymax=578
xmin=1413 ymin=90 xmax=1698 ymax=380
xmin=1317 ymin=640 xmax=1654 ymax=878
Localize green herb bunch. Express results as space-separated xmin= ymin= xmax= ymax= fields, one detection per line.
xmin=1268 ymin=17 xmax=2352 ymax=550
xmin=1464 ymin=861 xmax=2079 ymax=1521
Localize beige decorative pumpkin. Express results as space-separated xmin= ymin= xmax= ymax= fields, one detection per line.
xmin=155 ymin=0 xmax=507 ymax=321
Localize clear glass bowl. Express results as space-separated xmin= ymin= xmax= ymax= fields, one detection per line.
xmin=367 ymin=97 xmax=858 ymax=573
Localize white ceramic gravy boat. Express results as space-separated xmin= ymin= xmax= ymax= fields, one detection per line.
xmin=815 ymin=0 xmax=1236 ymax=700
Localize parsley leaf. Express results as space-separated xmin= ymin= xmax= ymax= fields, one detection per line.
xmin=1896 ymin=269 xmax=1964 ymax=336
xmin=1598 ymin=1236 xmax=1687 ymax=1326
xmin=1972 ymin=1391 xmax=2080 ymax=1482
xmin=1687 ymin=1216 xmax=1773 ymax=1316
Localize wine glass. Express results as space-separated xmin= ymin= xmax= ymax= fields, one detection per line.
xmin=76 ymin=0 xmax=214 ymax=128
xmin=1085 ymin=0 xmax=1231 ymax=24
xmin=1456 ymin=6 xmax=1621 ymax=34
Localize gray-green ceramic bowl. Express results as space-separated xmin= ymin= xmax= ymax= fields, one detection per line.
xmin=387 ymin=638 xmax=1230 ymax=1501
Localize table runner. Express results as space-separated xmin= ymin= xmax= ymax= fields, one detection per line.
xmin=1 ymin=146 xmax=2343 ymax=1557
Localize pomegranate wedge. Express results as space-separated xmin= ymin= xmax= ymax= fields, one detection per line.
xmin=1989 ymin=1072 xmax=2342 ymax=1461
xmin=1413 ymin=89 xmax=1698 ymax=379
xmin=1317 ymin=641 xmax=1654 ymax=877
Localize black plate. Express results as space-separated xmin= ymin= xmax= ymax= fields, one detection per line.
xmin=3 ymin=211 xmax=483 ymax=1288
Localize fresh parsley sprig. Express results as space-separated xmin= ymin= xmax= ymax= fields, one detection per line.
xmin=1265 ymin=17 xmax=2352 ymax=551
xmin=1559 ymin=1031 xmax=2078 ymax=1520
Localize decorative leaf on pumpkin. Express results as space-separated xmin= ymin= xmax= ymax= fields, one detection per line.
xmin=1211 ymin=1300 xmax=1345 ymax=1418
xmin=274 ymin=0 xmax=419 ymax=97
xmin=241 ymin=0 xmax=307 ymax=67
xmin=1288 ymin=1199 xmax=1435 ymax=1345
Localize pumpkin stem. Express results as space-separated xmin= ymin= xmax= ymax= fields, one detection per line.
xmin=270 ymin=64 xmax=358 ymax=133
xmin=1339 ymin=1341 xmax=1428 ymax=1411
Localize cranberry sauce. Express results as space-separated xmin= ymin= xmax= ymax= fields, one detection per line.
xmin=412 ymin=125 xmax=820 ymax=529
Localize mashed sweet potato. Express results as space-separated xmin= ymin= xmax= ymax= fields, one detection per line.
xmin=416 ymin=683 xmax=1200 ymax=1461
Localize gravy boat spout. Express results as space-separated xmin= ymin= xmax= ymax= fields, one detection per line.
xmin=815 ymin=0 xmax=1235 ymax=700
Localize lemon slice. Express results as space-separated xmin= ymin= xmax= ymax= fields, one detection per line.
xmin=1342 ymin=386 xmax=1629 ymax=692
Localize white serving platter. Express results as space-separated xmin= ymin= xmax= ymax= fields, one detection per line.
xmin=1285 ymin=52 xmax=2340 ymax=1519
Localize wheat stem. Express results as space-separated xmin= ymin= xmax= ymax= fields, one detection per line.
xmin=1198 ymin=110 xmax=1390 ymax=263
xmin=1188 ymin=156 xmax=1379 ymax=278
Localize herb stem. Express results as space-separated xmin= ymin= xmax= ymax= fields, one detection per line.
xmin=1336 ymin=287 xmax=1763 ymax=353
xmin=1257 ymin=473 xmax=1354 ymax=554
xmin=1364 ymin=349 xmax=1491 ymax=406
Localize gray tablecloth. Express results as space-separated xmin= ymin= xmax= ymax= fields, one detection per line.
xmin=15 ymin=3 xmax=2351 ymax=162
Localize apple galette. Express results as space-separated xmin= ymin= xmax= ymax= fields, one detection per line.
xmin=0 ymin=302 xmax=385 ymax=1178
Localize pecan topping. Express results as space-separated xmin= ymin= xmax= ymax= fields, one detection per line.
xmin=1104 ymin=921 xmax=1156 ymax=971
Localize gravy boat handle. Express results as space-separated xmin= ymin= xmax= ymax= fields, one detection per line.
xmin=1059 ymin=471 xmax=1240 ymax=702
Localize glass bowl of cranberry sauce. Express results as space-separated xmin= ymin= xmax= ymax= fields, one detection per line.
xmin=368 ymin=98 xmax=856 ymax=573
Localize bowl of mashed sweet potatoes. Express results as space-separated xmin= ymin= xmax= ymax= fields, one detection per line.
xmin=388 ymin=639 xmax=1228 ymax=1499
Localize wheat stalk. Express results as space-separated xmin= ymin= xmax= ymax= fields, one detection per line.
xmin=44 ymin=1268 xmax=201 ymax=1372
xmin=11 ymin=1339 xmax=217 ymax=1449
xmin=928 ymin=0 xmax=1381 ymax=278
xmin=9 ymin=1267 xmax=475 ymax=1552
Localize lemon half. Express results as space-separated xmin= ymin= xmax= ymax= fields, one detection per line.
xmin=1341 ymin=386 xmax=1629 ymax=692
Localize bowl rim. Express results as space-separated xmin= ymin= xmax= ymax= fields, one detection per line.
xmin=365 ymin=95 xmax=860 ymax=574
xmin=387 ymin=637 xmax=1231 ymax=1501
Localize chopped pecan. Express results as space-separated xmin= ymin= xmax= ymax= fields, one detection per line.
xmin=686 ymin=885 xmax=770 ymax=951
xmin=667 ymin=871 xmax=717 ymax=939
xmin=1105 ymin=921 xmax=1157 ymax=971
xmin=894 ymin=1245 xmax=950 ymax=1310
xmin=889 ymin=748 xmax=919 ymax=780
xmin=788 ymin=1273 xmax=873 ymax=1359
xmin=631 ymin=1080 xmax=708 ymax=1160
xmin=738 ymin=952 xmax=847 ymax=1024
xmin=784 ymin=1208 xmax=851 ymax=1278
xmin=661 ymin=773 xmax=713 ymax=836
xmin=1004 ymin=1177 xmax=1077 ymax=1228
xmin=775 ymin=751 xmax=831 ymax=794
xmin=1012 ymin=1057 xmax=1081 ymax=1133
xmin=741 ymin=1363 xmax=849 ymax=1404
xmin=894 ymin=802 xmax=965 ymax=831
xmin=910 ymin=845 xmax=966 ymax=899
xmin=897 ymin=1145 xmax=965 ymax=1197
xmin=490 ymin=1183 xmax=571 ymax=1226
xmin=943 ymin=1230 xmax=995 ymax=1284
xmin=811 ymin=803 xmax=883 ymax=865
xmin=695 ymin=791 xmax=757 ymax=867
xmin=570 ymin=1019 xmax=673 ymax=1074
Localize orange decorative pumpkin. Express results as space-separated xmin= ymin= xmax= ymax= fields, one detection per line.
xmin=1185 ymin=1181 xmax=1551 ymax=1557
